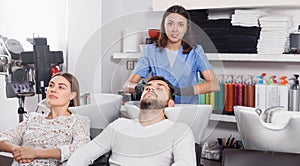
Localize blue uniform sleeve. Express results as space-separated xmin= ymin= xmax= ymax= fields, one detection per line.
xmin=132 ymin=56 xmax=150 ymax=78
xmin=132 ymin=45 xmax=153 ymax=78
xmin=195 ymin=45 xmax=213 ymax=72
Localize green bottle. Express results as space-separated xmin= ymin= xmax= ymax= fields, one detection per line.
xmin=198 ymin=72 xmax=206 ymax=104
xmin=215 ymin=75 xmax=225 ymax=113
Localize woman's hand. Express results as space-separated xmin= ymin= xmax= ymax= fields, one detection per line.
xmin=12 ymin=146 xmax=36 ymax=163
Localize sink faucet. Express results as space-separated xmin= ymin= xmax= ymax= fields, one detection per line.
xmin=264 ymin=106 xmax=284 ymax=123
xmin=80 ymin=93 xmax=90 ymax=105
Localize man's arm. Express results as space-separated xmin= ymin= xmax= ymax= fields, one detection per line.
xmin=172 ymin=126 xmax=196 ymax=166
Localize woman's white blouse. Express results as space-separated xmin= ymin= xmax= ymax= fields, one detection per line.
xmin=0 ymin=112 xmax=90 ymax=166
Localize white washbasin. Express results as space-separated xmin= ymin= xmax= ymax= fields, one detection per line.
xmin=124 ymin=101 xmax=212 ymax=144
xmin=69 ymin=93 xmax=123 ymax=130
xmin=234 ymin=106 xmax=300 ymax=153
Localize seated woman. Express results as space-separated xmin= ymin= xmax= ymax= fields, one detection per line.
xmin=0 ymin=72 xmax=90 ymax=165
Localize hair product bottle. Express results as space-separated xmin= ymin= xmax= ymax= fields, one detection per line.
xmin=215 ymin=75 xmax=225 ymax=113
xmin=198 ymin=72 xmax=206 ymax=104
xmin=247 ymin=76 xmax=256 ymax=107
xmin=288 ymin=74 xmax=300 ymax=111
xmin=255 ymin=73 xmax=267 ymax=109
xmin=242 ymin=75 xmax=250 ymax=106
xmin=224 ymin=75 xmax=235 ymax=114
xmin=266 ymin=75 xmax=279 ymax=108
xmin=278 ymin=76 xmax=289 ymax=110
xmin=235 ymin=75 xmax=243 ymax=106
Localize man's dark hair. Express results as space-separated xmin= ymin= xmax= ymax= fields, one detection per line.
xmin=148 ymin=76 xmax=175 ymax=101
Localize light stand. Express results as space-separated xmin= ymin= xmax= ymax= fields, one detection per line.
xmin=1 ymin=36 xmax=64 ymax=122
xmin=17 ymin=96 xmax=26 ymax=123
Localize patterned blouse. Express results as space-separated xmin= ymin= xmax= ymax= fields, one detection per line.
xmin=0 ymin=112 xmax=90 ymax=166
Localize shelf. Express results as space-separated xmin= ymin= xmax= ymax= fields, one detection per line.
xmin=210 ymin=113 xmax=236 ymax=123
xmin=113 ymin=52 xmax=141 ymax=59
xmin=206 ymin=53 xmax=300 ymax=62
xmin=113 ymin=52 xmax=300 ymax=62
xmin=152 ymin=0 xmax=300 ymax=11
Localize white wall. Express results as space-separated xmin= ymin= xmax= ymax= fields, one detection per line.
xmin=0 ymin=0 xmax=300 ymax=139
xmin=67 ymin=0 xmax=102 ymax=94
xmin=100 ymin=0 xmax=163 ymax=93
xmin=0 ymin=0 xmax=67 ymax=132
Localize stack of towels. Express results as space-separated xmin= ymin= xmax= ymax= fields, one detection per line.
xmin=257 ymin=14 xmax=293 ymax=54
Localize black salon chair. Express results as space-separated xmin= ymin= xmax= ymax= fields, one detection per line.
xmin=222 ymin=148 xmax=300 ymax=166
xmin=90 ymin=143 xmax=202 ymax=166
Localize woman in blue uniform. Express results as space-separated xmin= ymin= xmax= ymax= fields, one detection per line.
xmin=124 ymin=5 xmax=220 ymax=104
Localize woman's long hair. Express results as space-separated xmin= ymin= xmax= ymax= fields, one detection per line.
xmin=51 ymin=72 xmax=80 ymax=107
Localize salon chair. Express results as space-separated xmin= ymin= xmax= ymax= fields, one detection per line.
xmin=222 ymin=149 xmax=300 ymax=166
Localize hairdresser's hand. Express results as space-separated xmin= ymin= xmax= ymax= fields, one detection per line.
xmin=174 ymin=86 xmax=195 ymax=96
xmin=12 ymin=146 xmax=36 ymax=163
xmin=134 ymin=81 xmax=146 ymax=95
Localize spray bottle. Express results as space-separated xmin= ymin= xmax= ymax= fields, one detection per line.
xmin=279 ymin=76 xmax=289 ymax=110
xmin=288 ymin=74 xmax=300 ymax=111
xmin=266 ymin=75 xmax=279 ymax=108
xmin=255 ymin=73 xmax=267 ymax=109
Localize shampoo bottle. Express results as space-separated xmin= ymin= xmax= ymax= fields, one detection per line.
xmin=255 ymin=73 xmax=267 ymax=109
xmin=278 ymin=76 xmax=289 ymax=110
xmin=266 ymin=75 xmax=279 ymax=108
xmin=288 ymin=74 xmax=300 ymax=111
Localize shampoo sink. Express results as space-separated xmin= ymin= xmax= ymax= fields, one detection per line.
xmin=69 ymin=93 xmax=122 ymax=131
xmin=234 ymin=106 xmax=300 ymax=153
xmin=125 ymin=102 xmax=212 ymax=144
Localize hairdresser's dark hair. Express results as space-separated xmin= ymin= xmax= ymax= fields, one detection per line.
xmin=157 ymin=5 xmax=196 ymax=54
xmin=148 ymin=76 xmax=175 ymax=101
xmin=51 ymin=72 xmax=80 ymax=107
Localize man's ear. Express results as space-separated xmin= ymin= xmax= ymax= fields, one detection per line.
xmin=167 ymin=99 xmax=175 ymax=107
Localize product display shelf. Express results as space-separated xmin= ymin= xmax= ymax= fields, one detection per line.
xmin=113 ymin=52 xmax=300 ymax=62
xmin=210 ymin=113 xmax=236 ymax=123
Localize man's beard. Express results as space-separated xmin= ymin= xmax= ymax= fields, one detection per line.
xmin=140 ymin=98 xmax=165 ymax=110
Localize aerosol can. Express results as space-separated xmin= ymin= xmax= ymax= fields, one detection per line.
xmin=288 ymin=74 xmax=300 ymax=111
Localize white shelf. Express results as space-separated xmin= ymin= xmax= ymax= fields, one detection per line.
xmin=152 ymin=0 xmax=300 ymax=11
xmin=206 ymin=53 xmax=300 ymax=62
xmin=113 ymin=52 xmax=141 ymax=59
xmin=113 ymin=52 xmax=300 ymax=62
xmin=210 ymin=113 xmax=236 ymax=123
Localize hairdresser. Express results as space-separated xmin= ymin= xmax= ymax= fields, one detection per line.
xmin=123 ymin=5 xmax=220 ymax=104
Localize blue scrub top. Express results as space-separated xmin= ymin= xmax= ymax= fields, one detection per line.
xmin=133 ymin=44 xmax=213 ymax=104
